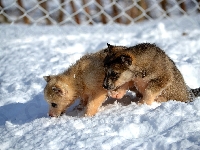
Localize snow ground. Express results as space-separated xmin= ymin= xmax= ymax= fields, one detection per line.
xmin=0 ymin=16 xmax=200 ymax=149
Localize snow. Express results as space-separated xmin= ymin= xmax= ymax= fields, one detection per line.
xmin=1 ymin=16 xmax=200 ymax=149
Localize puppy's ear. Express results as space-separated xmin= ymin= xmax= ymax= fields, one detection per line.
xmin=104 ymin=43 xmax=114 ymax=53
xmin=121 ymin=55 xmax=132 ymax=66
xmin=43 ymin=76 xmax=51 ymax=82
xmin=107 ymin=43 xmax=114 ymax=49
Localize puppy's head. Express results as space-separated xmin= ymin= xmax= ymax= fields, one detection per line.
xmin=103 ymin=44 xmax=134 ymax=98
xmin=43 ymin=75 xmax=74 ymax=117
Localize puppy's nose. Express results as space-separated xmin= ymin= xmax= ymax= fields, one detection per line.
xmin=49 ymin=113 xmax=54 ymax=117
xmin=49 ymin=112 xmax=61 ymax=117
xmin=103 ymin=80 xmax=109 ymax=89
xmin=103 ymin=83 xmax=108 ymax=89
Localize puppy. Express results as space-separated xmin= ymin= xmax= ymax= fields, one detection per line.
xmin=103 ymin=43 xmax=200 ymax=105
xmin=43 ymin=48 xmax=130 ymax=117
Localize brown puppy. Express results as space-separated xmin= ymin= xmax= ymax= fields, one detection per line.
xmin=43 ymin=49 xmax=131 ymax=117
xmin=103 ymin=43 xmax=200 ymax=105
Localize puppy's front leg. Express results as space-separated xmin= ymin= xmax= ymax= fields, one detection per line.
xmin=139 ymin=90 xmax=160 ymax=105
xmin=85 ymin=93 xmax=107 ymax=117
xmin=139 ymin=76 xmax=170 ymax=105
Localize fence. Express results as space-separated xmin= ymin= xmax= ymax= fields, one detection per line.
xmin=0 ymin=0 xmax=200 ymax=25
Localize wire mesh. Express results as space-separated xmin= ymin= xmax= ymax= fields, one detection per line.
xmin=0 ymin=0 xmax=200 ymax=25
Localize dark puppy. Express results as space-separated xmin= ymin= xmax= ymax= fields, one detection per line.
xmin=103 ymin=43 xmax=200 ymax=105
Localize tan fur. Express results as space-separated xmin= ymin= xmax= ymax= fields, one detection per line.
xmin=44 ymin=49 xmax=129 ymax=117
xmin=108 ymin=82 xmax=129 ymax=99
xmin=44 ymin=50 xmax=106 ymax=117
xmin=103 ymin=43 xmax=199 ymax=105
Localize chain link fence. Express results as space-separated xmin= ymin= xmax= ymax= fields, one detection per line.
xmin=0 ymin=0 xmax=200 ymax=25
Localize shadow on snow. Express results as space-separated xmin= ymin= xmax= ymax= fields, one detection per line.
xmin=0 ymin=91 xmax=138 ymax=126
xmin=0 ymin=92 xmax=48 ymax=126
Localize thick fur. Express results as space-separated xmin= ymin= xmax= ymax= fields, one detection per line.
xmin=43 ymin=49 xmax=128 ymax=117
xmin=103 ymin=43 xmax=200 ymax=105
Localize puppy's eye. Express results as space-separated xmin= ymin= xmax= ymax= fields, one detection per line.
xmin=52 ymin=86 xmax=63 ymax=96
xmin=51 ymin=103 xmax=57 ymax=108
xmin=107 ymin=69 xmax=119 ymax=80
xmin=107 ymin=71 xmax=118 ymax=81
xmin=111 ymin=71 xmax=118 ymax=77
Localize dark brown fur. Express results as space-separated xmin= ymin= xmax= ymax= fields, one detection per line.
xmin=103 ymin=43 xmax=200 ymax=104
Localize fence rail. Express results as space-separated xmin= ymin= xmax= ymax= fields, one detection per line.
xmin=0 ymin=0 xmax=200 ymax=25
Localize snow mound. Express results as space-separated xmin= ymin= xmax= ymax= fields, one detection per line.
xmin=0 ymin=18 xmax=200 ymax=149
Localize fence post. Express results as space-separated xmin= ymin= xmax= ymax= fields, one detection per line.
xmin=161 ymin=0 xmax=169 ymax=17
xmin=179 ymin=1 xmax=186 ymax=14
xmin=0 ymin=1 xmax=9 ymax=23
xmin=17 ymin=0 xmax=30 ymax=24
xmin=111 ymin=0 xmax=120 ymax=23
xmin=126 ymin=1 xmax=138 ymax=24
xmin=58 ymin=0 xmax=65 ymax=23
xmin=96 ymin=0 xmax=107 ymax=24
xmin=199 ymin=0 xmax=200 ymax=12
xmin=138 ymin=0 xmax=147 ymax=21
xmin=70 ymin=1 xmax=80 ymax=24
xmin=82 ymin=0 xmax=93 ymax=25
xmin=38 ymin=0 xmax=51 ymax=25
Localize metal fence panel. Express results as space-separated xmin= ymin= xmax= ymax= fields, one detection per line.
xmin=0 ymin=0 xmax=200 ymax=25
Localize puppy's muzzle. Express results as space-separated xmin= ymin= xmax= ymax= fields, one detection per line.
xmin=103 ymin=78 xmax=115 ymax=90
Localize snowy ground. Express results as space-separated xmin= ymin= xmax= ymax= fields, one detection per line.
xmin=1 ymin=16 xmax=200 ymax=149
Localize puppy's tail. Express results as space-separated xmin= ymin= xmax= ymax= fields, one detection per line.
xmin=191 ymin=87 xmax=200 ymax=97
xmin=188 ymin=87 xmax=200 ymax=102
